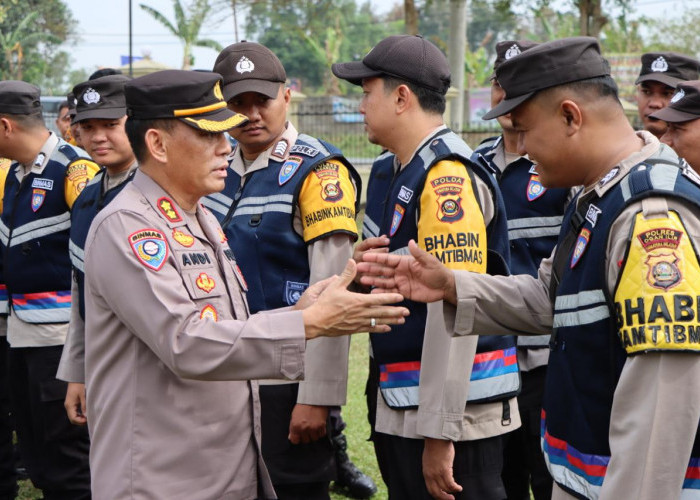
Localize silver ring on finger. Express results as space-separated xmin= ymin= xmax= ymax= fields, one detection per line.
xmin=370 ymin=317 xmax=376 ymax=328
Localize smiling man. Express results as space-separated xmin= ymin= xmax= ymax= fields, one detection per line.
xmin=82 ymin=69 xmax=408 ymax=499
xmin=359 ymin=37 xmax=700 ymax=500
xmin=57 ymin=74 xmax=138 ymax=427
xmin=634 ymin=51 xmax=699 ymax=139
xmin=650 ymin=80 xmax=700 ymax=172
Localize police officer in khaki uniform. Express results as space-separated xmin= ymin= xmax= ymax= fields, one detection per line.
xmin=635 ymin=51 xmax=700 ymax=139
xmin=0 ymin=80 xmax=99 ymax=499
xmin=334 ymin=35 xmax=519 ymax=500
xmin=651 ymin=80 xmax=700 ymax=172
xmin=83 ymin=69 xmax=408 ymax=499
xmin=359 ymin=37 xmax=700 ymax=500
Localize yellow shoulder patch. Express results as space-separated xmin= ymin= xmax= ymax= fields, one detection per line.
xmin=65 ymin=159 xmax=100 ymax=208
xmin=299 ymin=159 xmax=358 ymax=243
xmin=614 ymin=210 xmax=700 ymax=354
xmin=418 ymin=160 xmax=487 ymax=272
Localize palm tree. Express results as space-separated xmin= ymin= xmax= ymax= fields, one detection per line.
xmin=140 ymin=0 xmax=223 ymax=69
xmin=0 ymin=11 xmax=60 ymax=80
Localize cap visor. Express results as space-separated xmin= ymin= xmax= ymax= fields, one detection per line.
xmin=635 ymin=74 xmax=683 ymax=88
xmin=75 ymin=107 xmax=126 ymax=123
xmin=482 ymin=92 xmax=534 ymax=120
xmin=179 ymin=108 xmax=249 ymax=132
xmin=222 ymin=80 xmax=282 ymax=101
xmin=649 ymin=107 xmax=700 ymax=123
xmin=331 ymin=61 xmax=383 ymax=86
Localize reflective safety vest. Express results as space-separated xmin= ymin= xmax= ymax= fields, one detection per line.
xmin=69 ymin=168 xmax=136 ymax=320
xmin=0 ymin=158 xmax=11 ymax=316
xmin=203 ymin=134 xmax=360 ymax=313
xmin=364 ymin=129 xmax=518 ymax=408
xmin=0 ymin=144 xmax=88 ymax=323
xmin=544 ymin=154 xmax=700 ymax=499
xmin=474 ymin=136 xmax=570 ymax=349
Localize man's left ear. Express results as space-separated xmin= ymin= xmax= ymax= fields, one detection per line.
xmin=561 ymin=99 xmax=582 ymax=135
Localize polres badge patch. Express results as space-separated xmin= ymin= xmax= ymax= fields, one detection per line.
xmin=645 ymin=252 xmax=682 ymax=290
xmin=31 ymin=189 xmax=45 ymax=212
xmin=195 ymin=273 xmax=216 ymax=293
xmin=526 ymin=174 xmax=546 ymax=201
xmin=390 ymin=204 xmax=405 ymax=236
xmin=279 ymin=155 xmax=302 ymax=185
xmin=129 ymin=229 xmax=168 ymax=271
xmin=570 ymin=228 xmax=591 ymax=268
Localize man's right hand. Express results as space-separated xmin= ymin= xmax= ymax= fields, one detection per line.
xmin=358 ymin=239 xmax=457 ymax=304
xmin=65 ymin=382 xmax=87 ymax=425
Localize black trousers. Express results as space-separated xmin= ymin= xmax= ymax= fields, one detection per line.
xmin=8 ymin=345 xmax=90 ymax=500
xmin=0 ymin=337 xmax=16 ymax=500
xmin=502 ymin=365 xmax=553 ymax=500
xmin=259 ymin=384 xmax=335 ymax=500
xmin=367 ymin=359 xmax=507 ymax=500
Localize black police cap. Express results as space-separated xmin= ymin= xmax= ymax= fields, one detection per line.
xmin=0 ymin=81 xmax=41 ymax=115
xmin=650 ymin=80 xmax=700 ymax=123
xmin=635 ymin=52 xmax=700 ymax=89
xmin=483 ymin=37 xmax=610 ymax=120
xmin=73 ymin=74 xmax=132 ymax=123
xmin=124 ymin=70 xmax=248 ymax=132
xmin=332 ymin=35 xmax=451 ymax=95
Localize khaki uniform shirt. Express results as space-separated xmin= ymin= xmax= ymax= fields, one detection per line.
xmin=374 ymin=126 xmax=520 ymax=441
xmin=84 ymin=171 xmax=307 ymax=500
xmin=447 ymin=132 xmax=700 ymax=499
xmin=229 ymin=122 xmax=352 ymax=405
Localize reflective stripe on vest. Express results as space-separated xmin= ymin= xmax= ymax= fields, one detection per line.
xmin=518 ymin=335 xmax=551 ymax=347
xmin=232 ymin=194 xmax=294 ymax=217
xmin=362 ymin=214 xmax=381 ymax=239
xmin=2 ymin=211 xmax=71 ymax=247
xmin=0 ymin=219 xmax=8 ymax=246
xmin=69 ymin=238 xmax=84 ymax=273
xmin=11 ymin=290 xmax=71 ymax=323
xmin=378 ymin=347 xmax=519 ymax=407
xmin=553 ymin=289 xmax=609 ymax=328
xmin=508 ymin=215 xmax=564 ymax=240
xmin=201 ymin=192 xmax=232 ymax=218
xmin=0 ymin=285 xmax=7 ymax=315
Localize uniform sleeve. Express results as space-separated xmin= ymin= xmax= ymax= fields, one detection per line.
xmin=64 ymin=159 xmax=100 ymax=209
xmin=416 ymin=160 xmax=488 ymax=439
xmin=296 ymin=233 xmax=353 ymax=406
xmin=298 ymin=159 xmax=358 ymax=244
xmin=85 ymin=210 xmax=307 ymax=382
xmin=600 ymin=197 xmax=700 ymax=499
xmin=56 ymin=276 xmax=85 ymax=383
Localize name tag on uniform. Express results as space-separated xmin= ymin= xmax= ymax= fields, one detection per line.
xmin=32 ymin=178 xmax=54 ymax=190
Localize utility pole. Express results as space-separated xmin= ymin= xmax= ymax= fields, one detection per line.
xmin=448 ymin=0 xmax=468 ymax=132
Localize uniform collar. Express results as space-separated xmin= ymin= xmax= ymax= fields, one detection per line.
xmin=18 ymin=132 xmax=59 ymax=177
xmin=578 ymin=131 xmax=660 ymax=206
xmin=395 ymin=124 xmax=447 ymax=172
xmin=228 ymin=121 xmax=298 ymax=177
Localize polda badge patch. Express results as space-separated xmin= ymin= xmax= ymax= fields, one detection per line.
xmin=129 ymin=229 xmax=168 ymax=271
xmin=526 ymin=174 xmax=546 ymax=201
xmin=279 ymin=156 xmax=302 ymax=185
xmin=390 ymin=204 xmax=405 ymax=236
xmin=570 ymin=228 xmax=591 ymax=268
xmin=31 ymin=188 xmax=45 ymax=212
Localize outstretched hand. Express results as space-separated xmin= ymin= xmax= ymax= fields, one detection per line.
xmin=357 ymin=240 xmax=456 ymax=304
xmin=299 ymin=259 xmax=409 ymax=339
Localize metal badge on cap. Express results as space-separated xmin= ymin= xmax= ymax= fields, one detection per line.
xmin=236 ymin=56 xmax=254 ymax=74
xmin=651 ymin=56 xmax=669 ymax=72
xmin=671 ymin=89 xmax=686 ymax=103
